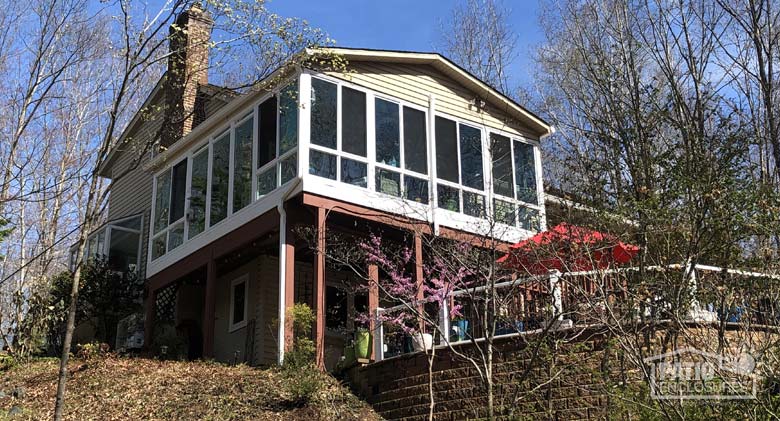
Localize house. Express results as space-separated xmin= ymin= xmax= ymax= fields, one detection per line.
xmin=87 ymin=4 xmax=552 ymax=369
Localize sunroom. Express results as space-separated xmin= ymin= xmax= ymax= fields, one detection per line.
xmin=146 ymin=69 xmax=546 ymax=278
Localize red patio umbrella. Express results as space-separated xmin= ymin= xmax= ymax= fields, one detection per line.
xmin=497 ymin=223 xmax=640 ymax=275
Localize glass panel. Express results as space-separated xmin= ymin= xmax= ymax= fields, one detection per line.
xmin=437 ymin=184 xmax=460 ymax=212
xmin=108 ymin=229 xmax=140 ymax=273
xmin=342 ymin=86 xmax=367 ymax=156
xmin=309 ymin=149 xmax=337 ymax=180
xmin=375 ymin=98 xmax=400 ymax=167
xmin=257 ymin=165 xmax=277 ymax=199
xmin=435 ymin=116 xmax=458 ymax=182
xmin=326 ymin=285 xmax=348 ymax=330
xmin=518 ymin=207 xmax=541 ymax=231
xmin=258 ymin=96 xmax=277 ymax=168
xmin=168 ymin=223 xmax=184 ymax=251
xmin=376 ymin=168 xmax=401 ymax=197
xmin=403 ymin=107 xmax=427 ymax=174
xmin=493 ymin=199 xmax=516 ymax=225
xmin=514 ymin=141 xmax=538 ymax=204
xmin=233 ymin=117 xmax=254 ymax=212
xmin=153 ymin=171 xmax=171 ymax=234
xmin=280 ymin=153 xmax=297 ymax=184
xmin=210 ymin=132 xmax=230 ymax=226
xmin=463 ymin=192 xmax=486 ymax=217
xmin=151 ymin=234 xmax=167 ymax=260
xmin=311 ymin=78 xmax=337 ymax=149
xmin=279 ymin=82 xmax=298 ymax=154
xmin=341 ymin=158 xmax=367 ymax=187
xmin=232 ymin=281 xmax=246 ymax=325
xmin=491 ymin=133 xmax=514 ymax=198
xmin=460 ymin=124 xmax=484 ymax=190
xmin=114 ymin=215 xmax=141 ymax=230
xmin=404 ymin=176 xmax=429 ymax=204
xmin=170 ymin=160 xmax=188 ymax=223
xmin=96 ymin=230 xmax=106 ymax=258
xmin=188 ymin=148 xmax=208 ymax=239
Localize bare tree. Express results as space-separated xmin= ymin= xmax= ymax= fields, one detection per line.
xmin=438 ymin=0 xmax=517 ymax=95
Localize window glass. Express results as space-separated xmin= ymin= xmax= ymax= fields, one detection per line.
xmin=170 ymin=160 xmax=188 ymax=223
xmin=435 ymin=117 xmax=458 ymax=182
xmin=280 ymin=153 xmax=297 ymax=184
xmin=403 ymin=107 xmax=427 ymax=174
xmin=375 ymin=99 xmax=400 ymax=167
xmin=463 ymin=192 xmax=485 ymax=217
xmin=309 ymin=149 xmax=337 ymax=180
xmin=494 ymin=199 xmax=516 ymax=225
xmin=279 ymin=82 xmax=298 ymax=154
xmin=518 ymin=207 xmax=540 ymax=231
xmin=491 ymin=133 xmax=514 ymax=198
xmin=325 ymin=285 xmax=347 ymax=330
xmin=460 ymin=125 xmax=484 ymax=190
xmin=257 ymin=166 xmax=277 ymax=199
xmin=342 ymin=87 xmax=367 ymax=156
xmin=341 ymin=158 xmax=367 ymax=187
xmin=311 ymin=78 xmax=337 ymax=149
xmin=514 ymin=141 xmax=537 ymax=204
xmin=404 ymin=176 xmax=429 ymax=204
xmin=114 ymin=216 xmax=142 ymax=230
xmin=108 ymin=229 xmax=140 ymax=273
xmin=258 ymin=96 xmax=277 ymax=168
xmin=437 ymin=184 xmax=459 ymax=212
xmin=210 ymin=132 xmax=230 ymax=225
xmin=96 ymin=230 xmax=106 ymax=258
xmin=188 ymin=148 xmax=208 ymax=239
xmin=168 ymin=222 xmax=184 ymax=251
xmin=376 ymin=168 xmax=401 ymax=197
xmin=154 ymin=172 xmax=171 ymax=234
xmin=232 ymin=280 xmax=246 ymax=326
xmin=233 ymin=117 xmax=254 ymax=212
xmin=151 ymin=234 xmax=166 ymax=261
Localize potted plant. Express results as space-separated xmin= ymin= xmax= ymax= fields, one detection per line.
xmin=354 ymin=328 xmax=372 ymax=359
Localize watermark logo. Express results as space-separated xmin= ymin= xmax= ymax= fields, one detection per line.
xmin=644 ymin=347 xmax=756 ymax=400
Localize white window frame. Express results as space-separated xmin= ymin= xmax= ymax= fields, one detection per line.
xmin=83 ymin=214 xmax=144 ymax=273
xmin=485 ymin=127 xmax=545 ymax=230
xmin=150 ymin=158 xmax=188 ymax=260
xmin=229 ymin=274 xmax=249 ymax=332
xmin=147 ymin=76 xmax=301 ymax=264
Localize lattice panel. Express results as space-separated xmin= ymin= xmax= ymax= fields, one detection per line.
xmin=155 ymin=282 xmax=179 ymax=323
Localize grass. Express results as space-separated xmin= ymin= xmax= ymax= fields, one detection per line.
xmin=0 ymin=355 xmax=380 ymax=420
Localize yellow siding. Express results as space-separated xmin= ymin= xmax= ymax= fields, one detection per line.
xmin=324 ymin=61 xmax=539 ymax=139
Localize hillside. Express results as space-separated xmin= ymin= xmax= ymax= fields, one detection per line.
xmin=0 ymin=356 xmax=380 ymax=420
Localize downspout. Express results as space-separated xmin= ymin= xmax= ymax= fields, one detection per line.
xmin=277 ymin=178 xmax=303 ymax=364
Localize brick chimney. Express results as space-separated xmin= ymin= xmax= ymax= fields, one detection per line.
xmin=161 ymin=3 xmax=213 ymax=149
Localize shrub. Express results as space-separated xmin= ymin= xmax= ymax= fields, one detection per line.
xmin=280 ymin=303 xmax=321 ymax=405
xmin=0 ymin=353 xmax=16 ymax=371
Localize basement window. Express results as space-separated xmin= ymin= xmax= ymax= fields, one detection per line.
xmin=230 ymin=275 xmax=248 ymax=331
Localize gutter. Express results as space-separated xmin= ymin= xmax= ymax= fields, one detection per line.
xmin=277 ymin=178 xmax=303 ymax=364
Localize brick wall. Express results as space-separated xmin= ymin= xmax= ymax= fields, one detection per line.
xmin=347 ymin=324 xmax=778 ymax=420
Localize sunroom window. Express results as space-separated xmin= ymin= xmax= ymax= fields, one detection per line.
xmin=373 ymin=99 xmax=428 ymax=203
xmin=152 ymin=159 xmax=188 ymax=259
xmin=152 ymin=79 xmax=300 ymax=262
xmin=77 ymin=215 xmax=142 ymax=274
xmin=308 ymin=78 xmax=369 ymax=188
xmin=434 ymin=116 xmax=486 ymax=216
xmin=489 ymin=133 xmax=541 ymax=230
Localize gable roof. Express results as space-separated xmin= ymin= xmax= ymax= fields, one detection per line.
xmin=310 ymin=47 xmax=552 ymax=137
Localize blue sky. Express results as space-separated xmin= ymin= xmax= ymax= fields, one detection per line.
xmin=267 ymin=0 xmax=544 ymax=87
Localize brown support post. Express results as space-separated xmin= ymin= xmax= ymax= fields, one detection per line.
xmin=284 ymin=222 xmax=296 ymax=353
xmin=203 ymin=256 xmax=217 ymax=358
xmin=314 ymin=207 xmax=326 ymax=369
xmin=414 ymin=233 xmax=425 ymax=331
xmin=368 ymin=264 xmax=379 ymax=360
xmin=143 ymin=288 xmax=157 ymax=352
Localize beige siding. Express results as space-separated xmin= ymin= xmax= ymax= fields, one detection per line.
xmin=214 ymin=259 xmax=258 ymax=364
xmin=324 ymin=61 xmax=539 ymax=139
